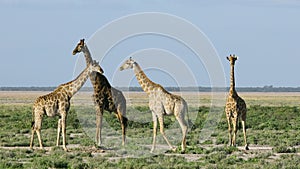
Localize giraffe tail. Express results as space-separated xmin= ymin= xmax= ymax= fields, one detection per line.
xmin=122 ymin=115 xmax=128 ymax=129
xmin=184 ymin=100 xmax=192 ymax=130
xmin=31 ymin=106 xmax=35 ymax=129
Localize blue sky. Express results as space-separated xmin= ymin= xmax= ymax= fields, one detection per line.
xmin=0 ymin=0 xmax=299 ymax=87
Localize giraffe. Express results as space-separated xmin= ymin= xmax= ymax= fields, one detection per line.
xmin=30 ymin=60 xmax=103 ymax=151
xmin=225 ymin=54 xmax=249 ymax=150
xmin=119 ymin=57 xmax=189 ymax=153
xmin=72 ymin=39 xmax=127 ymax=147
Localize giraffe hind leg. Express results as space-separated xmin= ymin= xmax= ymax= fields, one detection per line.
xmin=175 ymin=114 xmax=188 ymax=153
xmin=151 ymin=114 xmax=158 ymax=153
xmin=241 ymin=118 xmax=249 ymax=150
xmin=119 ymin=113 xmax=127 ymax=146
xmin=119 ymin=105 xmax=127 ymax=147
xmin=116 ymin=105 xmax=127 ymax=146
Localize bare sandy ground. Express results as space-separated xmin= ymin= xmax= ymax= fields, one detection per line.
xmin=1 ymin=143 xmax=299 ymax=162
xmin=1 ymin=91 xmax=299 ymax=107
xmin=2 ymin=131 xmax=300 ymax=161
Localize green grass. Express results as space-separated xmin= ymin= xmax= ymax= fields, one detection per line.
xmin=0 ymin=104 xmax=300 ymax=168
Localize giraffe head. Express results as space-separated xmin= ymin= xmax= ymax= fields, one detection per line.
xmin=119 ymin=57 xmax=135 ymax=71
xmin=226 ymin=54 xmax=238 ymax=65
xmin=72 ymin=39 xmax=85 ymax=55
xmin=89 ymin=60 xmax=104 ymax=74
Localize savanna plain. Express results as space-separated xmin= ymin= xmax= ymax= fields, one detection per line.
xmin=0 ymin=91 xmax=300 ymax=168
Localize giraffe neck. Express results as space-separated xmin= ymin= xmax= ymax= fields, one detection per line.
xmin=133 ymin=62 xmax=156 ymax=94
xmin=63 ymin=66 xmax=91 ymax=97
xmin=82 ymin=45 xmax=93 ymax=65
xmin=82 ymin=44 xmax=98 ymax=84
xmin=229 ymin=64 xmax=237 ymax=96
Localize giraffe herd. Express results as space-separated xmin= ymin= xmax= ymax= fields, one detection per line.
xmin=29 ymin=39 xmax=248 ymax=153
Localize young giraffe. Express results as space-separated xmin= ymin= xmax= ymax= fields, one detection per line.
xmin=72 ymin=39 xmax=127 ymax=146
xmin=119 ymin=57 xmax=189 ymax=153
xmin=225 ymin=54 xmax=249 ymax=150
xmin=30 ymin=60 xmax=103 ymax=151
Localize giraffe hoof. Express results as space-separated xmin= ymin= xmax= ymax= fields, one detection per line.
xmin=94 ymin=145 xmax=104 ymax=150
xmin=245 ymin=145 xmax=249 ymax=150
xmin=171 ymin=147 xmax=177 ymax=152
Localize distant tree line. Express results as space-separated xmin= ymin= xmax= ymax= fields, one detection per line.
xmin=1 ymin=86 xmax=300 ymax=92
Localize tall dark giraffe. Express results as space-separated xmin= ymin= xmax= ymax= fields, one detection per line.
xmin=72 ymin=39 xmax=127 ymax=146
xmin=225 ymin=54 xmax=249 ymax=150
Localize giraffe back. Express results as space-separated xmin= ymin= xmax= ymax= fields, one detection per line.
xmin=33 ymin=87 xmax=71 ymax=117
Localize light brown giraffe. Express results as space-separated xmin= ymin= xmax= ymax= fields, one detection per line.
xmin=72 ymin=39 xmax=127 ymax=146
xmin=119 ymin=57 xmax=189 ymax=153
xmin=30 ymin=60 xmax=103 ymax=151
xmin=225 ymin=54 xmax=249 ymax=150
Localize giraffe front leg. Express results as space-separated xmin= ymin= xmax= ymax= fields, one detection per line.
xmin=31 ymin=110 xmax=43 ymax=150
xmin=151 ymin=113 xmax=158 ymax=153
xmin=232 ymin=117 xmax=238 ymax=147
xmin=30 ymin=128 xmax=35 ymax=149
xmin=36 ymin=129 xmax=43 ymax=149
xmin=226 ymin=115 xmax=232 ymax=147
xmin=94 ymin=96 xmax=104 ymax=147
xmin=56 ymin=119 xmax=62 ymax=146
xmin=61 ymin=115 xmax=68 ymax=151
xmin=33 ymin=119 xmax=43 ymax=150
xmin=158 ymin=116 xmax=176 ymax=152
xmin=95 ymin=110 xmax=103 ymax=147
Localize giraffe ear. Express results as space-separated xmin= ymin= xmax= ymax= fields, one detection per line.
xmin=233 ymin=54 xmax=238 ymax=60
xmin=226 ymin=56 xmax=229 ymax=61
xmin=93 ymin=60 xmax=99 ymax=65
xmin=129 ymin=57 xmax=132 ymax=61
